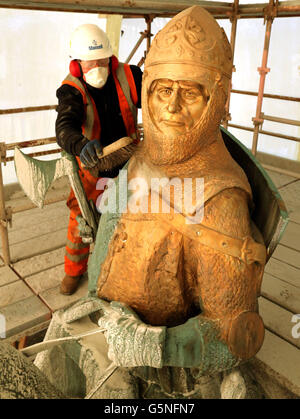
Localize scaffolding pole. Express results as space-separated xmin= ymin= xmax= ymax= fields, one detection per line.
xmin=125 ymin=30 xmax=148 ymax=63
xmin=251 ymin=0 xmax=276 ymax=156
xmin=145 ymin=14 xmax=154 ymax=53
xmin=0 ymin=144 xmax=11 ymax=265
xmin=223 ymin=0 xmax=239 ymax=129
xmin=1 ymin=1 xmax=300 ymax=18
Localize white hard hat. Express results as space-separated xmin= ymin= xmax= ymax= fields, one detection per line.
xmin=69 ymin=24 xmax=113 ymax=60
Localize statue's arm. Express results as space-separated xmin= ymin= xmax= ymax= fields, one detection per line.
xmin=194 ymin=187 xmax=264 ymax=327
xmin=195 ymin=187 xmax=262 ymax=313
xmin=163 ymin=188 xmax=265 ymax=371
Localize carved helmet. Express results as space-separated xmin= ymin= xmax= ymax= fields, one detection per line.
xmin=142 ymin=6 xmax=233 ymax=100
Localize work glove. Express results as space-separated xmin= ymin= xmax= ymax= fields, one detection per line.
xmin=98 ymin=300 xmax=166 ymax=368
xmin=79 ymin=139 xmax=103 ymax=168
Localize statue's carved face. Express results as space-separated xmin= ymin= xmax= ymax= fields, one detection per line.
xmin=148 ymin=79 xmax=209 ymax=138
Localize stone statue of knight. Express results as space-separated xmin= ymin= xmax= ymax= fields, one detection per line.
xmin=10 ymin=6 xmax=286 ymax=399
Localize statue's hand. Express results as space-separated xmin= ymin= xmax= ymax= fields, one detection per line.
xmin=98 ymin=301 xmax=166 ymax=368
xmin=163 ymin=315 xmax=238 ymax=373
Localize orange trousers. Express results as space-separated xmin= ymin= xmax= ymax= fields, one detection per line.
xmin=65 ymin=159 xmax=104 ymax=277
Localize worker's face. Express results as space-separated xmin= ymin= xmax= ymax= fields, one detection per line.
xmin=80 ymin=58 xmax=110 ymax=89
xmin=148 ymin=79 xmax=208 ymax=138
xmin=79 ymin=58 xmax=110 ymax=73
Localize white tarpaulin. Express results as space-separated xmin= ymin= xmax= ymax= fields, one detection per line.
xmin=0 ymin=6 xmax=299 ymax=184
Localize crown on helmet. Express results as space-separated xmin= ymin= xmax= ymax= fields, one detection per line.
xmin=143 ymin=6 xmax=233 ymax=96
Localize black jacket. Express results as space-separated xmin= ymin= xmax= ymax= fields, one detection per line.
xmin=55 ymin=62 xmax=142 ymax=157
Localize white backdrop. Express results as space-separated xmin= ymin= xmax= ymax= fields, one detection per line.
xmin=0 ymin=5 xmax=299 ymax=184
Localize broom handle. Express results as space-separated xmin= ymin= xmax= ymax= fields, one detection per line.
xmin=98 ymin=136 xmax=133 ymax=159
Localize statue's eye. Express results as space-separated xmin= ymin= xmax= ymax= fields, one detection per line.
xmin=183 ymin=90 xmax=197 ymax=98
xmin=159 ymin=88 xmax=173 ymax=97
xmin=182 ymin=90 xmax=198 ymax=100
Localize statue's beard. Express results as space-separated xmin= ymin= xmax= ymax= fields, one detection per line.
xmin=142 ymin=82 xmax=226 ymax=166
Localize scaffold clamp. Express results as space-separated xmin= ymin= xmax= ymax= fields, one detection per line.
xmin=0 ymin=143 xmax=7 ymax=165
xmin=0 ymin=206 xmax=12 ymax=228
xmin=257 ymin=67 xmax=270 ymax=76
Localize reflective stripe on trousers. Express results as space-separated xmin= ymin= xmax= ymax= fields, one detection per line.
xmin=65 ymin=210 xmax=91 ymax=276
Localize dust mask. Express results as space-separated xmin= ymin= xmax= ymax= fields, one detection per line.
xmin=84 ymin=66 xmax=109 ymax=89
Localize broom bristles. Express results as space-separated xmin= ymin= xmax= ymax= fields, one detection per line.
xmin=93 ymin=143 xmax=137 ymax=173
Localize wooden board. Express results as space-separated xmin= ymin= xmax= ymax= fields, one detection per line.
xmin=13 ymin=247 xmax=65 ymax=278
xmin=0 ymin=265 xmax=20 ymax=287
xmin=279 ymin=180 xmax=300 ymax=225
xmin=0 ymin=280 xmax=34 ymax=308
xmin=0 ymin=295 xmax=51 ymax=339
xmin=262 ymin=272 xmax=300 ymax=314
xmin=272 ymin=244 xmax=300 ymax=269
xmin=265 ymin=257 xmax=300 ymax=288
xmin=279 ymin=221 xmax=300 ymax=253
xmin=6 ymin=227 xmax=68 ymax=263
xmin=0 ymin=200 xmax=69 ymax=263
xmin=39 ymin=275 xmax=88 ymax=313
xmin=8 ymin=200 xmax=68 ymax=233
xmin=6 ymin=213 xmax=68 ymax=246
xmin=255 ymin=330 xmax=300 ymax=397
xmin=5 ymin=189 xmax=69 ymax=215
xmin=265 ymin=170 xmax=297 ymax=189
xmin=24 ymin=264 xmax=65 ymax=295
xmin=259 ymin=297 xmax=300 ymax=349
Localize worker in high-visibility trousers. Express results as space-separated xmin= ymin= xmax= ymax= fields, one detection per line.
xmin=56 ymin=23 xmax=142 ymax=294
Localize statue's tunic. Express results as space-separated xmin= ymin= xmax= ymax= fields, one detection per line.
xmin=95 ymin=135 xmax=264 ymax=329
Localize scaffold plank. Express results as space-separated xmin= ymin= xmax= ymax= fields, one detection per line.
xmin=24 ymin=264 xmax=65 ymax=295
xmin=6 ymin=216 xmax=68 ymax=247
xmin=5 ymin=228 xmax=68 ymax=264
xmin=280 ymin=221 xmax=300 ymax=252
xmin=0 ymin=265 xmax=19 ymax=287
xmin=280 ymin=180 xmax=300 ymax=225
xmin=0 ymin=295 xmax=51 ymax=339
xmin=262 ymin=272 xmax=300 ymax=314
xmin=259 ymin=297 xmax=300 ymax=349
xmin=265 ymin=170 xmax=297 ymax=189
xmin=255 ymin=329 xmax=300 ymax=397
xmin=265 ymin=257 xmax=300 ymax=288
xmin=272 ymin=245 xmax=300 ymax=270
xmin=38 ymin=275 xmax=88 ymax=312
xmin=13 ymin=247 xmax=65 ymax=278
xmin=0 ymin=280 xmax=34 ymax=308
xmin=6 ymin=201 xmax=68 ymax=233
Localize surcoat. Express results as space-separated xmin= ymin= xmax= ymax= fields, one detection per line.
xmin=93 ymin=132 xmax=265 ymax=328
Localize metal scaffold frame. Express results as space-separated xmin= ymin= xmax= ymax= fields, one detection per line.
xmin=1 ymin=0 xmax=300 ymax=265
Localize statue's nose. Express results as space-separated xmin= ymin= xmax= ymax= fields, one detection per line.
xmin=167 ymin=91 xmax=181 ymax=113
